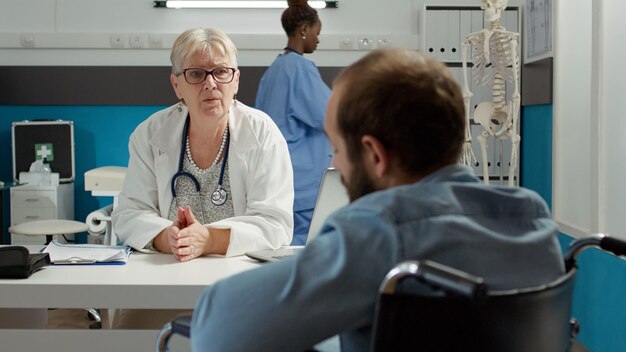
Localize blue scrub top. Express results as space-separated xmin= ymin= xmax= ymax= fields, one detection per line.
xmin=256 ymin=52 xmax=332 ymax=213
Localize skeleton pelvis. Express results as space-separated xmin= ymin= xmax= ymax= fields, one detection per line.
xmin=473 ymin=101 xmax=510 ymax=134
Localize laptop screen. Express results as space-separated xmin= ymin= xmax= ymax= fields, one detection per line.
xmin=305 ymin=168 xmax=349 ymax=244
xmin=244 ymin=168 xmax=349 ymax=263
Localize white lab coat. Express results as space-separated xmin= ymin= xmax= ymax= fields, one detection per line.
xmin=112 ymin=102 xmax=294 ymax=257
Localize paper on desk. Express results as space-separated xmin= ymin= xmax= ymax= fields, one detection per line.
xmin=43 ymin=240 xmax=131 ymax=264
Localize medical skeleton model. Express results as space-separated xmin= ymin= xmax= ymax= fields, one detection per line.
xmin=460 ymin=0 xmax=521 ymax=186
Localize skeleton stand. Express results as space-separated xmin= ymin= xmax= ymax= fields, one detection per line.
xmin=460 ymin=3 xmax=521 ymax=187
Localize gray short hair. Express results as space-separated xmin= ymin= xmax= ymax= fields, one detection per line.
xmin=170 ymin=28 xmax=238 ymax=75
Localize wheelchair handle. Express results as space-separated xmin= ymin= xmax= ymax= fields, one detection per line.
xmin=380 ymin=260 xmax=487 ymax=300
xmin=564 ymin=234 xmax=626 ymax=271
xmin=600 ymin=236 xmax=626 ymax=257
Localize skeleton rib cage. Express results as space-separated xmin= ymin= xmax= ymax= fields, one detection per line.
xmin=470 ymin=29 xmax=520 ymax=88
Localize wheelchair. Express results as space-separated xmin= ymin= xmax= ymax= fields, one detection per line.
xmin=372 ymin=234 xmax=626 ymax=352
xmin=156 ymin=234 xmax=626 ymax=352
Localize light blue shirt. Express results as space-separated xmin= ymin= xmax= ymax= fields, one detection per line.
xmin=191 ymin=164 xmax=564 ymax=352
xmin=255 ymin=52 xmax=331 ymax=213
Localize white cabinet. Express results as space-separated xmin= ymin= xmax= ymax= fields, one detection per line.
xmin=10 ymin=183 xmax=74 ymax=245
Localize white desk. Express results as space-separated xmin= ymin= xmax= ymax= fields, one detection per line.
xmin=0 ymin=247 xmax=261 ymax=352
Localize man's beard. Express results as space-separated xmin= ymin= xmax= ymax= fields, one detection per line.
xmin=344 ymin=159 xmax=378 ymax=202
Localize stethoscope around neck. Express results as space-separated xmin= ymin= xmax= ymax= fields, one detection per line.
xmin=170 ymin=116 xmax=230 ymax=220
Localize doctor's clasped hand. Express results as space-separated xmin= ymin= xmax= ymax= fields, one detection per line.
xmin=157 ymin=206 xmax=229 ymax=262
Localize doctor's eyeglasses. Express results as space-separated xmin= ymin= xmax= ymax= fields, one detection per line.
xmin=180 ymin=67 xmax=237 ymax=85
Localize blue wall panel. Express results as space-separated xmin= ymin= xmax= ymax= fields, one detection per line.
xmin=0 ymin=105 xmax=165 ymax=243
xmin=559 ymin=235 xmax=626 ymax=351
xmin=522 ymin=104 xmax=626 ymax=351
xmin=520 ymin=104 xmax=553 ymax=208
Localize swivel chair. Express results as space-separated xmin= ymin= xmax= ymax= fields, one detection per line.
xmin=8 ymin=219 xmax=88 ymax=245
xmin=371 ymin=234 xmax=626 ymax=352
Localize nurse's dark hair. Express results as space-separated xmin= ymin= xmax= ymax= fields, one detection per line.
xmin=334 ymin=49 xmax=466 ymax=174
xmin=281 ymin=0 xmax=319 ymax=36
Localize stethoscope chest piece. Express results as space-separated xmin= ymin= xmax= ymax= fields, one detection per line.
xmin=172 ymin=115 xmax=231 ymax=210
xmin=211 ymin=186 xmax=228 ymax=206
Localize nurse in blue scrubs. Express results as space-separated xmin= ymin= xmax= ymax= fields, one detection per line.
xmin=255 ymin=0 xmax=331 ymax=245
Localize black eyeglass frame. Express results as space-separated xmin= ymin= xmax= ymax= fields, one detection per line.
xmin=179 ymin=67 xmax=237 ymax=85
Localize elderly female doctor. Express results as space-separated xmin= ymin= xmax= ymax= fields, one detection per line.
xmin=112 ymin=28 xmax=294 ymax=260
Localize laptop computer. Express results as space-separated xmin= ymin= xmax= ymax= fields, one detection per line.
xmin=245 ymin=168 xmax=349 ymax=262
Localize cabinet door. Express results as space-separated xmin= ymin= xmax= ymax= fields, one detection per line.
xmin=11 ymin=208 xmax=56 ymax=225
xmin=12 ymin=191 xmax=56 ymax=208
xmin=9 ymin=184 xmax=75 ymax=245
xmin=503 ymin=9 xmax=519 ymax=32
xmin=471 ymin=10 xmax=484 ymax=34
xmin=11 ymin=234 xmax=46 ymax=245
xmin=447 ymin=10 xmax=461 ymax=61
xmin=424 ymin=10 xmax=446 ymax=60
xmin=470 ymin=124 xmax=496 ymax=178
xmin=493 ymin=135 xmax=517 ymax=186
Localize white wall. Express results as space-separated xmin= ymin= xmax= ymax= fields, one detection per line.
xmin=0 ymin=0 xmax=521 ymax=66
xmin=599 ymin=1 xmax=626 ymax=238
xmin=553 ymin=0 xmax=626 ymax=239
xmin=552 ymin=0 xmax=593 ymax=236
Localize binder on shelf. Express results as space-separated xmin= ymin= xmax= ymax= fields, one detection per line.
xmin=43 ymin=240 xmax=131 ymax=265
